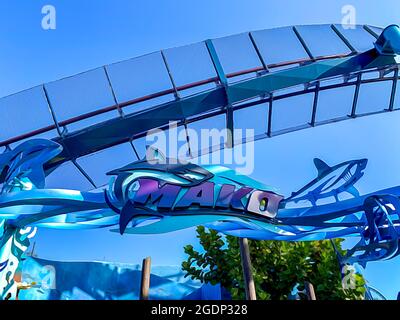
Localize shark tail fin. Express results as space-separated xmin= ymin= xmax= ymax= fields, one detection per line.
xmin=313 ymin=158 xmax=331 ymax=177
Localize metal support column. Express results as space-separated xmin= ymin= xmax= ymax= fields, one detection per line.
xmin=205 ymin=39 xmax=234 ymax=148
xmin=239 ymin=238 xmax=256 ymax=300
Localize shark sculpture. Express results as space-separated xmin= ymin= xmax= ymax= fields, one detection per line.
xmin=105 ymin=148 xmax=283 ymax=235
xmin=284 ymin=158 xmax=367 ymax=205
xmin=0 ymin=139 xmax=62 ymax=300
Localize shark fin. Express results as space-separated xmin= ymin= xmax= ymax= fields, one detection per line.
xmin=119 ymin=201 xmax=162 ymax=235
xmin=346 ymin=185 xmax=360 ymax=198
xmin=313 ymin=158 xmax=331 ymax=177
xmin=28 ymin=169 xmax=46 ymax=189
xmin=119 ymin=201 xmax=139 ymax=234
xmin=144 ymin=146 xmax=166 ymax=162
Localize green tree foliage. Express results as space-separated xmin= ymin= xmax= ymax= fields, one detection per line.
xmin=182 ymin=226 xmax=365 ymax=300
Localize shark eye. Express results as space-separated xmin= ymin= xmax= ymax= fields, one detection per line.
xmin=127 ymin=181 xmax=140 ymax=200
xmin=181 ymin=172 xmax=203 ymax=180
xmin=259 ymin=198 xmax=268 ymax=212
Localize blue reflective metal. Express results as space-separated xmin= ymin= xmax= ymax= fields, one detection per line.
xmin=1 ymin=24 xmax=400 ymax=300
xmin=1 ymin=137 xmax=400 ymax=300
xmin=375 ymin=25 xmax=400 ymax=55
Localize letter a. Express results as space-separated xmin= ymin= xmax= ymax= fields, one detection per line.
xmin=41 ymin=5 xmax=56 ymax=30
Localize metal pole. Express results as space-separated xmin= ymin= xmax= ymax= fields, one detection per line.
xmin=140 ymin=257 xmax=151 ymax=300
xmin=239 ymin=238 xmax=256 ymax=300
xmin=304 ymin=281 xmax=316 ymax=300
xmin=30 ymin=241 xmax=36 ymax=257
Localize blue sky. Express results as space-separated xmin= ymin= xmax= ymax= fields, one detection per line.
xmin=1 ymin=0 xmax=400 ymax=299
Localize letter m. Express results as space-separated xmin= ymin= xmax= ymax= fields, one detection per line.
xmin=133 ymin=178 xmax=180 ymax=209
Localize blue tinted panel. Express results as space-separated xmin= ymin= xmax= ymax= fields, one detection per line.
xmin=365 ymin=25 xmax=383 ymax=38
xmin=394 ymin=81 xmax=400 ymax=110
xmin=45 ymin=68 xmax=118 ymax=131
xmin=333 ymin=24 xmax=376 ymax=52
xmin=296 ymin=25 xmax=351 ymax=57
xmin=356 ymin=81 xmax=392 ymax=115
xmin=316 ymin=85 xmax=354 ymax=122
xmin=187 ymin=114 xmax=227 ymax=155
xmin=212 ymin=33 xmax=262 ymax=77
xmin=234 ymin=103 xmax=268 ymax=138
xmin=163 ymin=42 xmax=217 ymax=96
xmin=0 ymin=86 xmax=55 ymax=141
xmin=251 ymin=27 xmax=309 ymax=65
xmin=272 ymin=93 xmax=313 ymax=132
xmin=106 ymin=52 xmax=174 ymax=113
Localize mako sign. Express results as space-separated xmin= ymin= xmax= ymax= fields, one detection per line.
xmin=122 ymin=177 xmax=281 ymax=218
xmin=104 ymin=146 xmax=283 ymax=234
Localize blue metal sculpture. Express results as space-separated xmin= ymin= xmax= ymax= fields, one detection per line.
xmin=1 ymin=138 xmax=400 ymax=300
xmin=42 ymin=25 xmax=400 ymax=168
xmin=284 ymin=158 xmax=367 ymax=205
xmin=375 ymin=24 xmax=400 ymax=55
xmin=105 ymin=148 xmax=283 ymax=235
xmin=0 ymin=139 xmax=62 ymax=299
